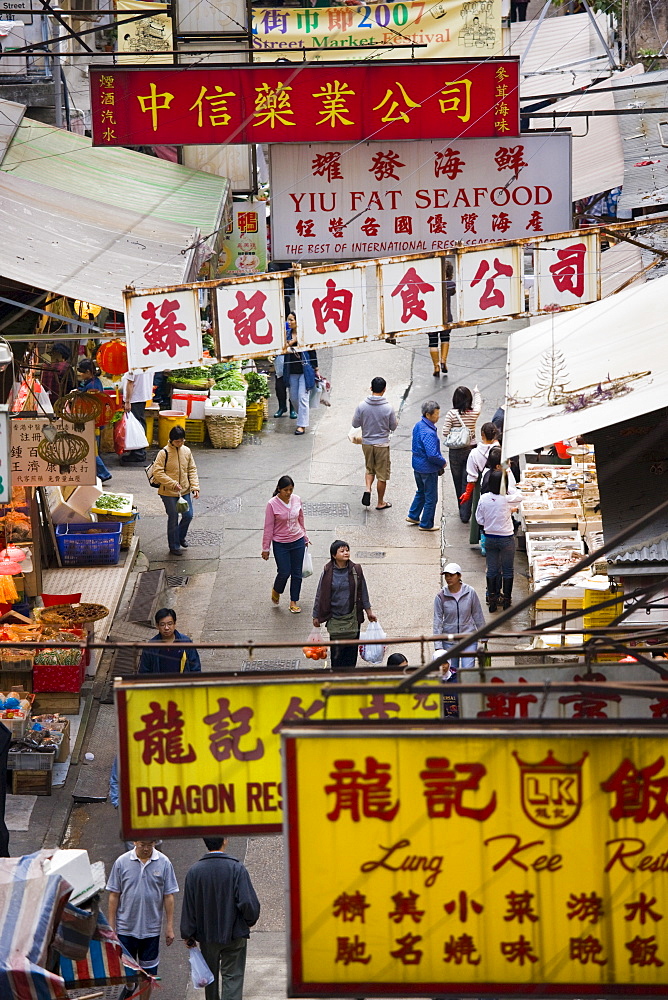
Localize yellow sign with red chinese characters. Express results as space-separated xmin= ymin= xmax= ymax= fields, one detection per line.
xmin=283 ymin=727 xmax=668 ymax=995
xmin=114 ymin=675 xmax=443 ymax=839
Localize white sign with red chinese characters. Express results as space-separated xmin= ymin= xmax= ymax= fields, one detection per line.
xmin=458 ymin=662 xmax=666 ymax=721
xmin=296 ymin=269 xmax=366 ymax=349
xmin=270 ymin=136 xmax=572 ymax=261
xmin=534 ymin=233 xmax=600 ymax=310
xmin=379 ymin=258 xmax=446 ymax=336
xmin=458 ymin=246 xmax=523 ymax=323
xmin=216 ymin=277 xmax=286 ymax=357
xmin=124 ymin=288 xmax=203 ymax=371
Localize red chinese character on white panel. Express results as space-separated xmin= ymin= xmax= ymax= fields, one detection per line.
xmin=470 ymin=257 xmax=514 ymax=311
xmin=391 ymin=267 xmax=435 ymax=324
xmin=311 ymin=278 xmax=353 ymax=336
xmin=227 ymin=289 xmax=273 ymax=346
xmin=459 ymin=247 xmax=523 ymax=324
xmin=548 ymin=242 xmax=587 ymax=298
xmin=534 ymin=234 xmax=599 ymax=311
xmin=141 ymin=298 xmax=189 ymax=358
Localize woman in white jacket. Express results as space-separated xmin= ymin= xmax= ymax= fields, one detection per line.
xmin=433 ymin=562 xmax=486 ymax=671
xmin=475 ymin=469 xmax=522 ymax=612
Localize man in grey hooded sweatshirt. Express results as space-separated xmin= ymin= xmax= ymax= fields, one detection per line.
xmin=352 ymin=376 xmax=398 ymax=510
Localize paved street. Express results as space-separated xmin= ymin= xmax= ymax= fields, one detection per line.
xmin=52 ymin=325 xmax=527 ymax=999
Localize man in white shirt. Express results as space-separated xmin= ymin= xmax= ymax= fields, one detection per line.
xmin=107 ymin=839 xmax=178 ymax=999
xmin=121 ymin=369 xmax=154 ymax=463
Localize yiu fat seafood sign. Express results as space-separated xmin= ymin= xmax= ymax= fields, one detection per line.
xmin=283 ymin=726 xmax=668 ymax=996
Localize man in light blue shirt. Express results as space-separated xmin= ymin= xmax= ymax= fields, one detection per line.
xmin=106 ymin=840 xmax=178 ymax=999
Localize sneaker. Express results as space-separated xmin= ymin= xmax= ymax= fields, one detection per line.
xmin=179 ymin=540 xmax=189 ymax=548
xmin=405 ymin=517 xmax=419 ymax=524
xmin=169 ymin=548 xmax=182 ymax=556
xmin=418 ymin=525 xmax=440 ymax=531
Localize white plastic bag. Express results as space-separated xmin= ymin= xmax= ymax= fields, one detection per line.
xmin=302 ymin=545 xmax=313 ymax=578
xmin=189 ymin=946 xmax=214 ymax=989
xmin=124 ymin=411 xmax=149 ymax=451
xmin=359 ymin=620 xmax=387 ymax=664
xmin=348 ymin=426 xmax=363 ymax=445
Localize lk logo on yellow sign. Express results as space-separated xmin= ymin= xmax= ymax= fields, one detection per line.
xmin=115 ymin=676 xmax=442 ymax=838
xmin=283 ymin=728 xmax=668 ymax=995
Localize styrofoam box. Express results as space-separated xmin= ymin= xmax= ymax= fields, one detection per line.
xmin=172 ymin=390 xmax=209 ymax=420
xmin=45 ymin=849 xmax=95 ymax=899
xmin=49 ymin=485 xmax=96 ymax=525
xmin=209 ymin=389 xmax=247 ymax=402
xmin=205 ymin=402 xmax=246 ymax=417
xmin=67 ymin=483 xmax=103 ymax=516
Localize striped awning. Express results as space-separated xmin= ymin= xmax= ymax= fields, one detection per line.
xmin=58 ymin=910 xmax=148 ymax=990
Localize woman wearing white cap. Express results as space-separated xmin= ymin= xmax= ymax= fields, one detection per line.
xmin=433 ymin=563 xmax=486 ymax=671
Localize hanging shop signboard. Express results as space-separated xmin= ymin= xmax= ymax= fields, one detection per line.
xmin=123 ymin=287 xmax=203 ymax=372
xmin=114 ymin=673 xmax=443 ymax=839
xmin=458 ymin=662 xmax=668 ymax=720
xmin=216 ymin=275 xmax=286 ymax=357
xmin=90 ymin=60 xmax=519 ymax=147
xmin=534 ymin=232 xmax=600 ymax=310
xmin=219 ymin=200 xmax=269 ymax=277
xmin=270 ymin=135 xmax=571 ymax=261
xmin=252 ymin=0 xmax=503 ymax=62
xmin=284 ymin=725 xmax=668 ymax=996
xmin=116 ymin=0 xmax=173 ymax=65
xmin=10 ymin=417 xmax=96 ymax=487
xmin=458 ymin=244 xmax=524 ymax=323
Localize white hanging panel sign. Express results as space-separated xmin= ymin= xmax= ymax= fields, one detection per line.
xmin=216 ymin=278 xmax=286 ymax=358
xmin=270 ymin=135 xmax=571 ymax=261
xmin=124 ymin=288 xmax=203 ymax=371
xmin=379 ymin=258 xmax=445 ymax=335
xmin=534 ymin=233 xmax=600 ymax=310
xmin=296 ymin=269 xmax=366 ymax=349
xmin=458 ymin=245 xmax=523 ymax=323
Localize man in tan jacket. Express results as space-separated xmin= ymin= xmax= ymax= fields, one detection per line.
xmin=150 ymin=425 xmax=200 ymax=555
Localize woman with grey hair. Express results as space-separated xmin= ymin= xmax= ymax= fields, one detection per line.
xmin=406 ymin=400 xmax=446 ymax=531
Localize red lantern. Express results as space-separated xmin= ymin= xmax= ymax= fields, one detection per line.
xmin=96 ymin=340 xmax=128 ymax=377
xmin=87 ymin=391 xmax=118 ymax=428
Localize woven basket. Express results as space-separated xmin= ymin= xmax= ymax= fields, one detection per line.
xmin=39 ymin=603 xmax=110 ymax=626
xmin=97 ymin=509 xmax=138 ymax=550
xmin=262 ymin=398 xmax=269 ymax=421
xmin=206 ymin=414 xmax=245 ymax=449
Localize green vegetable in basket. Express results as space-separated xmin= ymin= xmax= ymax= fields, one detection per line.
xmin=93 ymin=494 xmax=127 ymax=510
xmin=214 ymin=373 xmax=246 ymax=391
xmin=245 ymin=371 xmax=270 ymax=404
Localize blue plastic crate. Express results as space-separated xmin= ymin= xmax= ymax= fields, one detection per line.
xmin=55 ymin=522 xmax=122 ymax=566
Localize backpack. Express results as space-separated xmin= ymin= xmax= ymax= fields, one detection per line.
xmin=145 ymin=447 xmax=167 ymax=489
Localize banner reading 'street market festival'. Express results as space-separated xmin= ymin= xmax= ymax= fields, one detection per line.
xmin=252 ymin=1 xmax=503 ymax=61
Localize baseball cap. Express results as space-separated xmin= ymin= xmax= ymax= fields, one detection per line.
xmin=443 ymin=562 xmax=462 ymax=575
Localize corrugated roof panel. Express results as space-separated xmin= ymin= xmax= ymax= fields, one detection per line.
xmin=607 ymin=533 xmax=668 ymax=564
xmin=616 ymin=70 xmax=668 ymax=212
xmin=511 ymin=12 xmax=614 ymax=98
xmin=530 ymin=65 xmax=644 ymax=200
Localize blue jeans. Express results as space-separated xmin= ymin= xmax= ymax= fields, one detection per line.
xmin=288 ymin=374 xmax=310 ymax=427
xmin=161 ymin=493 xmax=193 ymax=552
xmin=484 ymin=534 xmax=516 ymax=580
xmin=439 ymin=639 xmax=477 ymax=672
xmin=408 ymin=470 xmax=439 ymax=528
xmin=273 ymin=536 xmax=306 ymax=601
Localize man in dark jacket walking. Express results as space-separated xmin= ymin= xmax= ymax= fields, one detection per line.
xmin=406 ymin=401 xmax=446 ymax=531
xmin=181 ymin=837 xmax=260 ymax=1000
xmin=138 ymin=608 xmax=201 ymax=674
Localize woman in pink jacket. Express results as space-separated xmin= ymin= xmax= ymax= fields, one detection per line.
xmin=262 ymin=475 xmax=309 ymax=613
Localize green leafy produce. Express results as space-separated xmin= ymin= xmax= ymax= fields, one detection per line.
xmin=93 ymin=494 xmax=128 ymax=510
xmin=245 ymin=371 xmax=270 ymax=403
xmin=214 ymin=373 xmax=247 ymax=391
xmin=167 ymin=365 xmax=214 ymax=386
xmin=202 ymin=333 xmax=215 ymax=352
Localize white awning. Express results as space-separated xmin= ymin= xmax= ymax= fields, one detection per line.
xmin=502 ymin=274 xmax=668 ymax=459
xmin=0 ymin=172 xmax=199 ymax=311
xmin=511 ymin=12 xmax=614 ymax=99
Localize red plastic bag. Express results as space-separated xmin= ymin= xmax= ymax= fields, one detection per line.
xmin=113 ymin=413 xmax=127 ymax=455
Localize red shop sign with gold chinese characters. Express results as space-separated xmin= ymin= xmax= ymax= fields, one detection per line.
xmin=283 ymin=725 xmax=668 ymax=996
xmin=90 ymin=60 xmax=519 ymax=146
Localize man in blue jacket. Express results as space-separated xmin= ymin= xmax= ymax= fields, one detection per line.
xmin=138 ymin=608 xmax=201 ymax=673
xmin=406 ymin=400 xmax=446 ymax=531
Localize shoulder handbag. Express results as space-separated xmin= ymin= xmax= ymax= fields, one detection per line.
xmin=443 ymin=411 xmax=472 ymax=449
xmin=301 ymin=352 xmax=316 ymax=391
xmin=145 ymin=447 xmax=167 ymax=489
